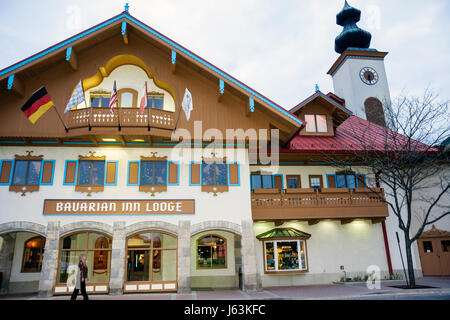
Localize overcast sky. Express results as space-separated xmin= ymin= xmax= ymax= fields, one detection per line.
xmin=0 ymin=0 xmax=449 ymax=110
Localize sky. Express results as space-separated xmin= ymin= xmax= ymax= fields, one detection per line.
xmin=0 ymin=0 xmax=449 ymax=110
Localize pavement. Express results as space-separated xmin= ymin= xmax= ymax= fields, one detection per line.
xmin=1 ymin=277 xmax=449 ymax=300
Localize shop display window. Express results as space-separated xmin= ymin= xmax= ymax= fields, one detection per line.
xmin=197 ymin=234 xmax=227 ymax=269
xmin=21 ymin=236 xmax=46 ymax=273
xmin=263 ymin=239 xmax=308 ymax=273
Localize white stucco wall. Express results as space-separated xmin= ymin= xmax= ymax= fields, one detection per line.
xmin=254 ymin=220 xmax=389 ymax=286
xmin=0 ymin=146 xmax=252 ymax=228
xmin=332 ymin=57 xmax=391 ymax=119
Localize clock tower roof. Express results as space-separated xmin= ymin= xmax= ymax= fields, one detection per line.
xmin=334 ymin=1 xmax=372 ymax=54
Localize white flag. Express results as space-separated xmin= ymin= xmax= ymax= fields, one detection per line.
xmin=181 ymin=88 xmax=193 ymax=121
xmin=64 ymin=80 xmax=85 ymax=114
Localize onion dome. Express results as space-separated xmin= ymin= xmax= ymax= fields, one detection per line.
xmin=334 ymin=1 xmax=372 ymax=54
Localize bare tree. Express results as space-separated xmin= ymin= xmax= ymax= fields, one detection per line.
xmin=326 ymin=89 xmax=450 ymax=288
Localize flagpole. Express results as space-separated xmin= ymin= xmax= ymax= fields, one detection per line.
xmin=53 ymin=106 xmax=69 ymax=133
xmin=80 ymin=82 xmax=91 ymax=132
xmin=173 ymin=105 xmax=182 ymax=134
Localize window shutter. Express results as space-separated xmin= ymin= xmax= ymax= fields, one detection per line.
xmin=327 ymin=175 xmax=336 ymax=188
xmin=127 ymin=161 xmax=140 ymax=186
xmin=357 ymin=175 xmax=366 ymax=187
xmin=273 ymin=175 xmax=283 ymax=190
xmin=228 ymin=162 xmax=240 ymax=186
xmin=190 ymin=162 xmax=201 ymax=185
xmin=0 ymin=160 xmax=13 ymax=185
xmin=168 ymin=161 xmax=179 ymax=186
xmin=63 ymin=160 xmax=78 ymax=185
xmin=40 ymin=160 xmax=55 ymax=185
xmin=105 ymin=161 xmax=118 ymax=186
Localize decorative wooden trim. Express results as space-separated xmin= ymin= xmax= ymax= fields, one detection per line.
xmin=340 ymin=218 xmax=355 ymax=225
xmin=78 ymin=151 xmax=105 ymax=161
xmin=419 ymin=225 xmax=450 ymax=239
xmin=139 ymin=185 xmax=167 ymax=196
xmin=121 ymin=21 xmax=128 ymax=44
xmin=14 ymin=150 xmax=43 ymax=161
xmin=201 ymin=185 xmax=229 ymax=196
xmin=171 ymin=49 xmax=176 ymax=74
xmin=75 ymin=185 xmax=104 ymax=196
xmin=307 ymin=219 xmax=320 ymax=226
xmin=65 ymin=46 xmax=78 ymax=71
xmin=140 ymin=152 xmax=167 ymax=162
xmin=7 ymin=74 xmax=25 ymax=97
xmin=9 ymin=185 xmax=39 ymax=196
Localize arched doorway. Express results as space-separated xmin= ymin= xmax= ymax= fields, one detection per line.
xmin=191 ymin=230 xmax=242 ymax=290
xmin=54 ymin=231 xmax=112 ymax=295
xmin=124 ymin=230 xmax=177 ymax=293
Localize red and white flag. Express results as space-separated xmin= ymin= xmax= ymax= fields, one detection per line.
xmin=138 ymin=81 xmax=148 ymax=115
xmin=109 ymin=80 xmax=117 ymax=115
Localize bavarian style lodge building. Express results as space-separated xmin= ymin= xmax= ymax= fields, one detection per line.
xmin=0 ymin=3 xmax=445 ymax=296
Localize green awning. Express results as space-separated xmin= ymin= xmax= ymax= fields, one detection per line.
xmin=256 ymin=227 xmax=311 ymax=240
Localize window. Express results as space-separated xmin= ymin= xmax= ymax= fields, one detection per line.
xmin=197 ymin=235 xmax=226 ymax=269
xmin=264 ymin=240 xmax=307 ymax=272
xmin=309 ymin=175 xmax=323 ymax=189
xmin=21 ymin=236 xmax=45 ymax=273
xmin=442 ymin=241 xmax=450 ymax=252
xmin=251 ymin=174 xmax=273 ymax=190
xmin=287 ymin=176 xmax=300 ymax=189
xmin=147 ymin=94 xmax=164 ymax=110
xmin=304 ymin=114 xmax=328 ymax=133
xmin=423 ymin=241 xmax=433 ymax=253
xmin=90 ymin=94 xmax=110 ymax=108
xmin=140 ymin=161 xmax=167 ymax=186
xmin=77 ymin=160 xmax=105 ymax=186
xmin=329 ymin=173 xmax=365 ymax=188
xmin=58 ymin=232 xmax=112 ymax=284
xmin=202 ymin=162 xmax=227 ymax=186
xmin=126 ymin=231 xmax=177 ymax=282
xmin=12 ymin=160 xmax=42 ymax=186
xmin=120 ymin=92 xmax=134 ymax=108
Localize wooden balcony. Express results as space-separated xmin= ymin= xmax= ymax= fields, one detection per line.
xmin=65 ymin=108 xmax=176 ymax=130
xmin=251 ymin=188 xmax=389 ymax=222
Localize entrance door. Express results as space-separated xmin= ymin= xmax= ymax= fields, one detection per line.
xmin=418 ymin=226 xmax=450 ymax=276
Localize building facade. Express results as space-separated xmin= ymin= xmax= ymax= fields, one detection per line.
xmin=0 ymin=3 xmax=448 ymax=297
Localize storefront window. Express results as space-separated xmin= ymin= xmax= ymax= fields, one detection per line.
xmin=263 ymin=240 xmax=308 ymax=272
xmin=197 ymin=234 xmax=227 ymax=269
xmin=58 ymin=231 xmax=112 ymax=284
xmin=126 ymin=231 xmax=177 ymax=283
xmin=21 ymin=236 xmax=46 ymax=273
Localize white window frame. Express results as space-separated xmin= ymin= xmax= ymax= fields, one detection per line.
xmin=263 ymin=239 xmax=308 ymax=272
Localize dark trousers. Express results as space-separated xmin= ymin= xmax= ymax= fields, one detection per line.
xmin=70 ymin=280 xmax=89 ymax=300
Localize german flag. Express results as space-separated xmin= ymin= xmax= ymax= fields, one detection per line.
xmin=21 ymin=87 xmax=54 ymax=124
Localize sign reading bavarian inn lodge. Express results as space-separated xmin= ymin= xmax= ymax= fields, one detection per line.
xmin=43 ymin=199 xmax=195 ymax=215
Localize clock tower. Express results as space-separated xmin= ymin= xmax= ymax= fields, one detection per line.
xmin=328 ymin=1 xmax=391 ymax=126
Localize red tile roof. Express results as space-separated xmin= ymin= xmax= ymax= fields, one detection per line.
xmin=287 ymin=115 xmax=438 ymax=154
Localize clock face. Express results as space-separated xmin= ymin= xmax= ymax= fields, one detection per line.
xmin=360 ymin=67 xmax=379 ymax=85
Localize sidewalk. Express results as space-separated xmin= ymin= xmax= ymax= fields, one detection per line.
xmin=2 ymin=277 xmax=450 ymax=300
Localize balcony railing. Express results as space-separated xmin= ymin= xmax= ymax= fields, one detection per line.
xmin=251 ymin=187 xmax=389 ymax=221
xmin=65 ymin=108 xmax=176 ymax=130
